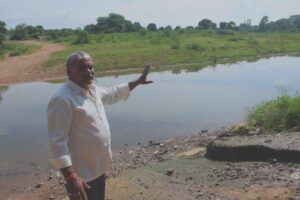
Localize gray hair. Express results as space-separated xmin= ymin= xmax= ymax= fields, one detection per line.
xmin=66 ymin=51 xmax=92 ymax=76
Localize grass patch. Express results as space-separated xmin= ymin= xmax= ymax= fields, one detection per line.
xmin=0 ymin=41 xmax=41 ymax=58
xmin=247 ymin=95 xmax=300 ymax=132
xmin=43 ymin=32 xmax=300 ymax=71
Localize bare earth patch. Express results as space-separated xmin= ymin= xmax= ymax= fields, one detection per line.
xmin=0 ymin=40 xmax=66 ymax=86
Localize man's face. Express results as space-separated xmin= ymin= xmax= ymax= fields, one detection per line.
xmin=69 ymin=58 xmax=95 ymax=88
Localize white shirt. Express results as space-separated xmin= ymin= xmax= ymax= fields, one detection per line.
xmin=47 ymin=79 xmax=130 ymax=181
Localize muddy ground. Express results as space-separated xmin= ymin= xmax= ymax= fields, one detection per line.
xmin=7 ymin=129 xmax=300 ymax=200
xmin=0 ymin=41 xmax=66 ymax=86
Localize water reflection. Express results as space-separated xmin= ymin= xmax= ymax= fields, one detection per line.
xmin=0 ymin=86 xmax=8 ymax=102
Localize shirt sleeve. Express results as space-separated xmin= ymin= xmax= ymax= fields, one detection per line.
xmin=99 ymin=83 xmax=130 ymax=105
xmin=47 ymin=96 xmax=73 ymax=169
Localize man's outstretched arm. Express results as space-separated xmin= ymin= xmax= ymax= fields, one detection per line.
xmin=128 ymin=64 xmax=153 ymax=91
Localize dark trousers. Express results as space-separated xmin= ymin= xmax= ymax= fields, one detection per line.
xmin=85 ymin=174 xmax=106 ymax=200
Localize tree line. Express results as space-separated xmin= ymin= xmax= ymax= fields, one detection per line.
xmin=1 ymin=13 xmax=300 ymax=44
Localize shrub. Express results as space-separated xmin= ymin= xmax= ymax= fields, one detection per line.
xmin=138 ymin=29 xmax=147 ymax=37
xmin=185 ymin=43 xmax=205 ymax=51
xmin=247 ymin=95 xmax=300 ymax=132
xmin=170 ymin=38 xmax=181 ymax=49
xmin=73 ymin=30 xmax=90 ymax=44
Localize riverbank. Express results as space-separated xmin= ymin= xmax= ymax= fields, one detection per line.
xmin=44 ymin=32 xmax=300 ymax=72
xmin=2 ymin=31 xmax=300 ymax=86
xmin=7 ymin=128 xmax=300 ymax=200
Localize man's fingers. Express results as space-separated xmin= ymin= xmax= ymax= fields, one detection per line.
xmin=72 ymin=191 xmax=81 ymax=200
xmin=143 ymin=64 xmax=152 ymax=75
xmin=144 ymin=81 xmax=153 ymax=84
xmin=80 ymin=189 xmax=88 ymax=200
xmin=83 ymin=181 xmax=91 ymax=190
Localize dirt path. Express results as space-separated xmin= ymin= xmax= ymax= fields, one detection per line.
xmin=0 ymin=40 xmax=66 ymax=85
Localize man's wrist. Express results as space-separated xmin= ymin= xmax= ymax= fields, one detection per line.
xmin=129 ymin=79 xmax=140 ymax=91
xmin=65 ymin=171 xmax=78 ymax=182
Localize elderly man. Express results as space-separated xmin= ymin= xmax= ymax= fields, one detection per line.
xmin=47 ymin=51 xmax=152 ymax=200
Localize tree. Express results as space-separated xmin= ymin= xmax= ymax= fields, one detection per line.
xmin=198 ymin=19 xmax=216 ymax=30
xmin=258 ymin=16 xmax=269 ymax=32
xmin=228 ymin=21 xmax=237 ymax=30
xmin=26 ymin=25 xmax=44 ymax=39
xmin=133 ymin=22 xmax=142 ymax=31
xmin=84 ymin=24 xmax=98 ymax=33
xmin=239 ymin=19 xmax=253 ymax=32
xmin=219 ymin=22 xmax=228 ymax=30
xmin=291 ymin=15 xmax=300 ymax=29
xmin=147 ymin=23 xmax=157 ymax=31
xmin=174 ymin=26 xmax=181 ymax=31
xmin=0 ymin=21 xmax=7 ymax=34
xmin=185 ymin=26 xmax=194 ymax=31
xmin=107 ymin=13 xmax=126 ymax=32
xmin=45 ymin=29 xmax=60 ymax=40
xmin=94 ymin=13 xmax=137 ymax=33
xmin=0 ymin=21 xmax=7 ymax=45
xmin=10 ymin=24 xmax=28 ymax=40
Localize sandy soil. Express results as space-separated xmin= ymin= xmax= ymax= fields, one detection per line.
xmin=0 ymin=40 xmax=66 ymax=86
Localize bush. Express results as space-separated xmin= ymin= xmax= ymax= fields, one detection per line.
xmin=185 ymin=43 xmax=205 ymax=51
xmin=0 ymin=33 xmax=4 ymax=47
xmin=73 ymin=30 xmax=90 ymax=44
xmin=138 ymin=29 xmax=147 ymax=37
xmin=170 ymin=38 xmax=181 ymax=49
xmin=247 ymin=95 xmax=300 ymax=132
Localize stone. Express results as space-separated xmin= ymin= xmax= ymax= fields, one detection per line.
xmin=166 ymin=168 xmax=174 ymax=176
xmin=177 ymin=147 xmax=206 ymax=158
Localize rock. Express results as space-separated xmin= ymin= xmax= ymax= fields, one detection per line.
xmin=149 ymin=140 xmax=160 ymax=146
xmin=35 ymin=182 xmax=44 ymax=189
xmin=128 ymin=150 xmax=134 ymax=155
xmin=290 ymin=172 xmax=300 ymax=180
xmin=159 ymin=143 xmax=165 ymax=147
xmin=165 ymin=168 xmax=174 ymax=176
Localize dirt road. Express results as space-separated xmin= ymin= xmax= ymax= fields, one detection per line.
xmin=0 ymin=40 xmax=66 ymax=85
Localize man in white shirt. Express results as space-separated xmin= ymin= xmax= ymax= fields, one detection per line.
xmin=47 ymin=51 xmax=153 ymax=200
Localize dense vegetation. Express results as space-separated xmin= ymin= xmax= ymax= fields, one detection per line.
xmin=2 ymin=13 xmax=300 ymax=42
xmin=247 ymin=95 xmax=300 ymax=132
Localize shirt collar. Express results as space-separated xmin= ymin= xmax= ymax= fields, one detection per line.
xmin=67 ymin=79 xmax=96 ymax=95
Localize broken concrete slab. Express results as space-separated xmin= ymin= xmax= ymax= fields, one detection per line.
xmin=205 ymin=132 xmax=300 ymax=163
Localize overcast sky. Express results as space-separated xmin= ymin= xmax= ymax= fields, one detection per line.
xmin=1 ymin=0 xmax=300 ymax=29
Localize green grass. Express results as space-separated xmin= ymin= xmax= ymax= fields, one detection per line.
xmin=247 ymin=95 xmax=300 ymax=132
xmin=0 ymin=41 xmax=41 ymax=58
xmin=43 ymin=31 xmax=300 ymax=72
